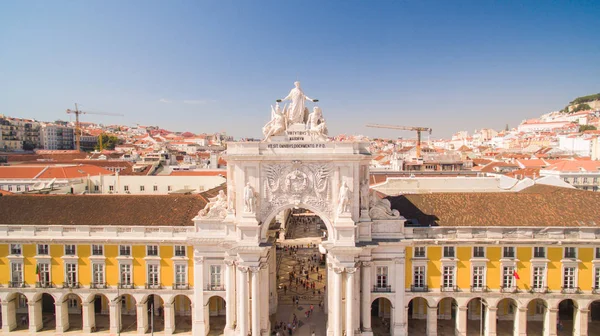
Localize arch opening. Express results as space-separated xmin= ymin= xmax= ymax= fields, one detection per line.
xmin=173 ymin=294 xmax=192 ymax=333
xmin=39 ymin=293 xmax=56 ymax=331
xmin=527 ymin=298 xmax=547 ymax=336
xmin=11 ymin=293 xmax=28 ymax=332
xmin=118 ymin=294 xmax=137 ymax=333
xmin=437 ymin=297 xmax=457 ymax=335
xmin=589 ymin=300 xmax=600 ymax=335
xmin=371 ymin=297 xmax=393 ymax=335
xmin=557 ymin=299 xmax=576 ymax=335
xmin=496 ymin=298 xmax=518 ymax=335
xmin=91 ymin=294 xmax=110 ymax=333
xmin=261 ymin=203 xmax=333 ymax=243
xmin=146 ymin=294 xmax=165 ymax=333
xmin=407 ymin=297 xmax=427 ymax=335
xmin=466 ymin=298 xmax=486 ymax=335
xmin=208 ymin=296 xmax=226 ymax=335
xmin=63 ymin=293 xmax=83 ymax=332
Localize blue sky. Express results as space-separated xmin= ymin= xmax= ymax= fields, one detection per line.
xmin=1 ymin=1 xmax=599 ymax=139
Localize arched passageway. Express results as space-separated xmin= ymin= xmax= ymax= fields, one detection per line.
xmin=62 ymin=293 xmax=83 ymax=332
xmin=371 ymin=297 xmax=393 ymax=335
xmin=527 ymin=299 xmax=547 ymax=336
xmin=119 ymin=294 xmax=137 ymax=333
xmin=466 ymin=298 xmax=486 ymax=335
xmin=7 ymin=293 xmax=28 ymax=331
xmin=208 ymin=296 xmax=226 ymax=335
xmin=496 ymin=298 xmax=517 ymax=336
xmin=146 ymin=294 xmax=165 ymax=333
xmin=92 ymin=294 xmax=110 ymax=332
xmin=407 ymin=297 xmax=427 ymax=335
xmin=589 ymin=300 xmax=600 ymax=335
xmin=173 ymin=294 xmax=192 ymax=333
xmin=437 ymin=297 xmax=457 ymax=335
xmin=39 ymin=293 xmax=56 ymax=331
xmin=557 ymin=299 xmax=576 ymax=336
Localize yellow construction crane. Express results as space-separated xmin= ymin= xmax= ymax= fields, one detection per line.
xmin=366 ymin=123 xmax=432 ymax=159
xmin=66 ymin=103 xmax=124 ymax=151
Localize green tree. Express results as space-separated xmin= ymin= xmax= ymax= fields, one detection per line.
xmin=95 ymin=134 xmax=120 ymax=150
xmin=579 ymin=125 xmax=597 ymax=132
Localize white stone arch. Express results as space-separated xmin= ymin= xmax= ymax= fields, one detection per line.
xmin=30 ymin=291 xmax=58 ymax=303
xmin=55 ymin=292 xmax=84 ymax=304
xmin=204 ymin=292 xmax=226 ymax=306
xmin=259 ymin=202 xmax=335 ymax=243
xmin=371 ymin=294 xmax=395 ymax=308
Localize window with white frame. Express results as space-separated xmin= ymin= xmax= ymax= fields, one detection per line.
xmin=502 ymin=266 xmax=515 ymax=288
xmin=443 ymin=246 xmax=455 ymax=258
xmin=503 ymin=247 xmax=515 ymax=259
xmin=92 ymin=263 xmax=104 ymax=285
xmin=563 ymin=267 xmax=576 ymax=289
xmin=119 ymin=245 xmax=131 ymax=256
xmin=176 ymin=264 xmax=187 ymax=285
xmin=11 ymin=262 xmax=23 ymax=285
xmin=10 ymin=244 xmax=22 ymax=255
xmin=443 ymin=266 xmax=455 ymax=288
xmin=120 ymin=264 xmax=132 ymax=286
xmin=66 ymin=263 xmax=77 ymax=286
xmin=92 ymin=245 xmax=103 ymax=256
xmin=38 ymin=263 xmax=50 ymax=285
xmin=533 ymin=247 xmax=545 ymax=258
xmin=147 ymin=264 xmax=159 ymax=286
xmin=594 ymin=268 xmax=600 ymax=290
xmin=147 ymin=245 xmax=159 ymax=256
xmin=413 ymin=266 xmax=425 ymax=288
xmin=210 ymin=265 xmax=221 ymax=288
xmin=140 ymin=185 xmax=145 ymax=192
xmin=37 ymin=244 xmax=49 ymax=255
xmin=376 ymin=266 xmax=388 ymax=288
xmin=153 ymin=185 xmax=158 ymax=192
xmin=532 ymin=266 xmax=545 ymax=289
xmin=175 ymin=245 xmax=186 ymax=257
xmin=65 ymin=244 xmax=76 ymax=255
xmin=414 ymin=247 xmax=426 ymax=258
xmin=473 ymin=247 xmax=485 ymax=258
xmin=472 ymin=266 xmax=485 ymax=289
xmin=564 ymin=247 xmax=577 ymax=259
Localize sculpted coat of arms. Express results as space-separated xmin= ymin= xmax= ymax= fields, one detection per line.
xmin=260 ymin=162 xmax=332 ymax=220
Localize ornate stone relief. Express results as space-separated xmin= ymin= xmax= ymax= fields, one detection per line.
xmin=260 ymin=162 xmax=333 ymax=221
xmin=368 ymin=190 xmax=401 ymax=220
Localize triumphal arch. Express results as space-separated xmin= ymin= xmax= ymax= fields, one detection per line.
xmin=193 ymin=82 xmax=407 ymax=336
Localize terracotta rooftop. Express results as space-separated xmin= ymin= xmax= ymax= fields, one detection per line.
xmin=169 ymin=171 xmax=227 ymax=177
xmin=389 ymin=184 xmax=600 ymax=227
xmin=0 ymin=184 xmax=226 ymax=226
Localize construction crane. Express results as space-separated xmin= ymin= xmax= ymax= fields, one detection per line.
xmin=366 ymin=123 xmax=432 ymax=159
xmin=66 ymin=103 xmax=124 ymax=151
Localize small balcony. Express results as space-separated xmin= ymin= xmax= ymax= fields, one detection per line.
xmin=500 ymin=286 xmax=519 ymax=293
xmin=145 ymin=283 xmax=163 ymax=290
xmin=410 ymin=285 xmax=428 ymax=292
xmin=470 ymin=286 xmax=489 ymax=293
xmin=63 ymin=282 xmax=81 ymax=289
xmin=529 ymin=286 xmax=549 ymax=294
xmin=118 ymin=283 xmax=135 ymax=289
xmin=561 ymin=286 xmax=581 ymax=294
xmin=174 ymin=283 xmax=190 ymax=290
xmin=35 ymin=281 xmax=54 ymax=289
xmin=205 ymin=284 xmax=225 ymax=291
xmin=90 ymin=282 xmax=108 ymax=289
xmin=440 ymin=286 xmax=459 ymax=292
xmin=373 ymin=285 xmax=392 ymax=293
xmin=9 ymin=281 xmax=26 ymax=288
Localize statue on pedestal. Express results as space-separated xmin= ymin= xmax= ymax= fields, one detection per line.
xmin=306 ymin=106 xmax=328 ymax=141
xmin=369 ymin=191 xmax=400 ymax=220
xmin=262 ymin=103 xmax=288 ymax=141
xmin=337 ymin=181 xmax=351 ymax=214
xmin=199 ymin=190 xmax=228 ymax=218
xmin=243 ymin=182 xmax=256 ymax=213
xmin=360 ymin=179 xmax=369 ymax=210
xmin=277 ymin=81 xmax=318 ymax=124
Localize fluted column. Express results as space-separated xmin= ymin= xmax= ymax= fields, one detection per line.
xmin=426 ymin=305 xmax=437 ymax=336
xmin=361 ymin=262 xmax=372 ymax=333
xmin=333 ymin=267 xmax=343 ymax=336
xmin=225 ymin=260 xmax=236 ymax=331
xmin=251 ymin=266 xmax=261 ymax=336
xmin=346 ymin=267 xmax=356 ymax=336
xmin=237 ymin=266 xmax=249 ymax=336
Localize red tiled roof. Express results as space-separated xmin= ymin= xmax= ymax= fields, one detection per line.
xmin=169 ymin=171 xmax=227 ymax=177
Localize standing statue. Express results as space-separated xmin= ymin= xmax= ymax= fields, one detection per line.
xmin=306 ymin=106 xmax=329 ymax=141
xmin=337 ymin=181 xmax=351 ymax=214
xmin=360 ymin=179 xmax=369 ymax=210
xmin=277 ymin=81 xmax=318 ymax=124
xmin=243 ymin=182 xmax=256 ymax=213
xmin=262 ymin=103 xmax=288 ymax=141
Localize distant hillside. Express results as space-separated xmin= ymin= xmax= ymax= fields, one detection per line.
xmin=560 ymin=93 xmax=600 ymax=113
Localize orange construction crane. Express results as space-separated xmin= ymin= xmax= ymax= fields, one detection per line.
xmin=366 ymin=123 xmax=432 ymax=159
xmin=66 ymin=103 xmax=124 ymax=151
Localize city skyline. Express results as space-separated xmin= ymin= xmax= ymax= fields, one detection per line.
xmin=1 ymin=1 xmax=599 ymax=139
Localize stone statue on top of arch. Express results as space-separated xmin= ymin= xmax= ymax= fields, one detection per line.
xmin=277 ymin=81 xmax=318 ymax=125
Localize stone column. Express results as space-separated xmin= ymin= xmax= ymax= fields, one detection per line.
xmin=137 ymin=302 xmax=149 ymax=334
xmin=485 ymin=306 xmax=498 ymax=336
xmin=225 ymin=260 xmax=236 ymax=331
xmin=346 ymin=268 xmax=356 ymax=335
xmin=82 ymin=301 xmax=94 ymax=333
xmin=238 ymin=266 xmax=249 ymax=336
xmin=109 ymin=301 xmax=121 ymax=334
xmin=514 ymin=307 xmax=527 ymax=336
xmin=545 ymin=308 xmax=558 ymax=336
xmin=251 ymin=266 xmax=261 ymax=336
xmin=394 ymin=256 xmax=406 ymax=336
xmin=455 ymin=306 xmax=467 ymax=336
xmin=29 ymin=300 xmax=42 ymax=332
xmin=332 ymin=267 xmax=343 ymax=336
xmin=2 ymin=300 xmax=16 ymax=332
xmin=164 ymin=301 xmax=175 ymax=335
xmin=260 ymin=264 xmax=270 ymax=332
xmin=426 ymin=305 xmax=437 ymax=336
xmin=54 ymin=301 xmax=67 ymax=333
xmin=574 ymin=308 xmax=589 ymax=336
xmin=193 ymin=255 xmax=207 ymax=335
xmin=361 ymin=262 xmax=372 ymax=333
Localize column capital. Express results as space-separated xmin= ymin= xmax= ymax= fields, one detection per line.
xmin=394 ymin=257 xmax=405 ymax=264
xmin=487 ymin=307 xmax=498 ymax=312
xmin=579 ymin=308 xmax=590 ymax=313
xmin=361 ymin=261 xmax=374 ymax=267
xmin=238 ymin=265 xmax=249 ymax=273
xmin=28 ymin=301 xmax=37 ymax=307
xmin=136 ymin=303 xmax=146 ymax=308
xmin=518 ymin=307 xmax=528 ymax=313
xmin=333 ymin=267 xmax=344 ymax=274
xmin=249 ymin=266 xmax=261 ymax=273
xmin=224 ymin=259 xmax=236 ymax=266
xmin=194 ymin=256 xmax=205 ymax=263
xmin=549 ymin=308 xmax=559 ymax=313
xmin=346 ymin=267 xmax=357 ymax=274
xmin=458 ymin=306 xmax=468 ymax=312
xmin=163 ymin=301 xmax=174 ymax=308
